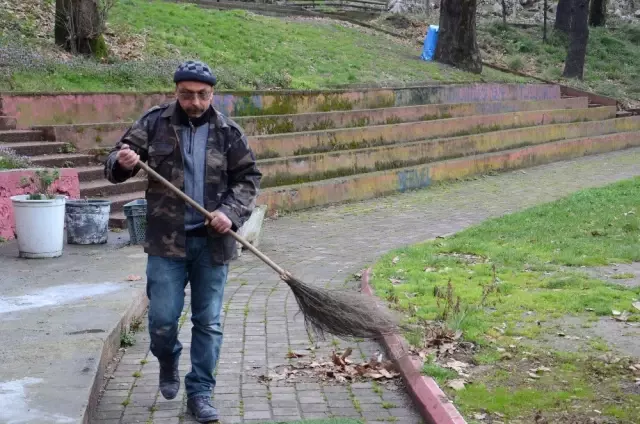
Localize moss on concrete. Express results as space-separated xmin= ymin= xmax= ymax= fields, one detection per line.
xmin=254 ymin=117 xmax=296 ymax=135
xmin=317 ymin=95 xmax=354 ymax=112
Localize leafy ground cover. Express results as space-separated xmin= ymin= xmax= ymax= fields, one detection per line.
xmin=478 ymin=22 xmax=640 ymax=109
xmin=0 ymin=0 xmax=526 ymax=91
xmin=0 ymin=146 xmax=32 ymax=170
xmin=370 ymin=177 xmax=640 ymax=423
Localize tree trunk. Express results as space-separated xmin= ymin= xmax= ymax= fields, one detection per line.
xmin=53 ymin=0 xmax=104 ymax=55
xmin=434 ymin=0 xmax=482 ymax=74
xmin=54 ymin=0 xmax=72 ymax=48
xmin=589 ymin=0 xmax=607 ymax=26
xmin=562 ymin=0 xmax=589 ymax=79
xmin=543 ymin=0 xmax=548 ymax=42
xmin=555 ymin=0 xmax=572 ymax=33
xmin=501 ymin=0 xmax=507 ymax=25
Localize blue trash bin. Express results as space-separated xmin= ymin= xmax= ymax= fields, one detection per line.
xmin=421 ymin=25 xmax=440 ymax=61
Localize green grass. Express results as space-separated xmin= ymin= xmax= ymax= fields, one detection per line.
xmin=478 ymin=21 xmax=640 ymax=108
xmin=370 ymin=177 xmax=640 ymax=421
xmin=1 ymin=0 xmax=527 ymax=92
xmin=422 ymin=362 xmax=458 ymax=385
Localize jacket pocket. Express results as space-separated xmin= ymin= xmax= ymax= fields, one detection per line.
xmin=148 ymin=142 xmax=175 ymax=169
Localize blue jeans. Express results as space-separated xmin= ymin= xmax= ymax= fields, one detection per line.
xmin=146 ymin=236 xmax=228 ymax=399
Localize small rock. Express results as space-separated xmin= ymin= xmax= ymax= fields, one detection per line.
xmin=635 ymin=10 xmax=640 ymax=18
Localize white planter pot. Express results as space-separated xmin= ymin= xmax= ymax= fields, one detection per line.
xmin=10 ymin=194 xmax=67 ymax=258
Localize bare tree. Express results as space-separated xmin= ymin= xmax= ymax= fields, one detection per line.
xmin=589 ymin=0 xmax=607 ymax=26
xmin=501 ymin=0 xmax=508 ymax=25
xmin=55 ymin=0 xmax=115 ymax=56
xmin=555 ymin=0 xmax=572 ymax=33
xmin=434 ymin=0 xmax=482 ymax=74
xmin=543 ymin=0 xmax=548 ymax=42
xmin=563 ymin=0 xmax=590 ymax=79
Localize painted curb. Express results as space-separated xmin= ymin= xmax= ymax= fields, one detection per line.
xmin=84 ymin=288 xmax=149 ymax=424
xmin=360 ymin=268 xmax=467 ymax=424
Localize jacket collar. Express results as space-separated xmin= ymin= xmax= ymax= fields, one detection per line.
xmin=161 ymin=101 xmax=227 ymax=129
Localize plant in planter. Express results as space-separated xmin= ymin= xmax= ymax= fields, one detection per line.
xmin=10 ymin=168 xmax=67 ymax=258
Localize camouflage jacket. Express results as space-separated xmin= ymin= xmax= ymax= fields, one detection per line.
xmin=104 ymin=101 xmax=262 ymax=264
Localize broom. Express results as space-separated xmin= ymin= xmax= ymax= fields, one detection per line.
xmin=134 ymin=160 xmax=403 ymax=341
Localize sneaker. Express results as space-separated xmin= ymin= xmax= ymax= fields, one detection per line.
xmin=187 ymin=395 xmax=219 ymax=423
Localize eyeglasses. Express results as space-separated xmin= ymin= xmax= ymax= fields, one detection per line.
xmin=177 ymin=90 xmax=212 ymax=101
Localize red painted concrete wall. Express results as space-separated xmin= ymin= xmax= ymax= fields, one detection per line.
xmin=0 ymin=83 xmax=560 ymax=128
xmin=0 ymin=169 xmax=80 ymax=241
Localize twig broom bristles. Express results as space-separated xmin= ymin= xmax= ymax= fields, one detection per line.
xmin=135 ymin=160 xmax=402 ymax=340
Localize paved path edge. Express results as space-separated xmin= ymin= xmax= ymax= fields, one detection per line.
xmin=361 ymin=268 xmax=468 ymax=424
xmin=84 ymin=288 xmax=149 ymax=424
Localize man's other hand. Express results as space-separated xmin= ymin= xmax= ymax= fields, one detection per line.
xmin=116 ymin=144 xmax=140 ymax=170
xmin=206 ymin=210 xmax=232 ymax=234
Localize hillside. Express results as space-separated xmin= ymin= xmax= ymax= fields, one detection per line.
xmin=2 ymin=0 xmax=638 ymax=109
xmin=372 ymin=14 xmax=640 ymax=109
xmin=0 ymin=0 xmax=525 ymax=92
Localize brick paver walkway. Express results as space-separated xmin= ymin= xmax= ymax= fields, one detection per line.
xmin=93 ymin=147 xmax=640 ymax=424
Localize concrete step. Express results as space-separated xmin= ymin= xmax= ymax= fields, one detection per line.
xmin=0 ymin=116 xmax=17 ymax=131
xmin=257 ymin=130 xmax=640 ymax=214
xmin=29 ymin=153 xmax=96 ymax=168
xmin=235 ymin=97 xmax=589 ymax=136
xmin=108 ymin=191 xmax=146 ymax=213
xmin=80 ymin=178 xmax=147 ymax=198
xmin=76 ymin=165 xmax=105 ymax=182
xmin=1 ymin=141 xmax=70 ymax=156
xmin=109 ymin=212 xmax=128 ymax=229
xmin=248 ymin=106 xmax=618 ymax=158
xmin=0 ymin=129 xmax=45 ymax=143
xmin=258 ymin=115 xmax=640 ymax=188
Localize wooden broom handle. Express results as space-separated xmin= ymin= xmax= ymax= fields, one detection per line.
xmin=135 ymin=161 xmax=287 ymax=277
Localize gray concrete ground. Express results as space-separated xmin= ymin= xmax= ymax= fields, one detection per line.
xmin=3 ymin=147 xmax=640 ymax=424
xmin=0 ymin=232 xmax=147 ymax=424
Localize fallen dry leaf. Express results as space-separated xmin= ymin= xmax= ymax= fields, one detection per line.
xmin=447 ymin=379 xmax=466 ymax=391
xmin=126 ymin=274 xmax=142 ymax=281
xmin=473 ymin=413 xmax=487 ymax=420
xmin=286 ymin=351 xmax=307 ymax=359
xmin=389 ymin=278 xmax=404 ymax=285
xmin=392 ymin=256 xmax=400 ymax=265
xmin=530 ymin=366 xmax=551 ymax=374
xmin=259 ymin=349 xmax=400 ymax=385
xmin=632 ymin=302 xmax=640 ymax=312
xmin=527 ymin=372 xmax=541 ymax=379
xmin=445 ymin=359 xmax=470 ymax=375
xmin=614 ymin=311 xmax=630 ymax=322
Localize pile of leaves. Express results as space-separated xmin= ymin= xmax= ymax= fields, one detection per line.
xmin=409 ymin=322 xmax=467 ymax=360
xmin=258 ymin=348 xmax=400 ymax=385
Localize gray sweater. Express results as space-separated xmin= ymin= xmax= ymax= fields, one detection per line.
xmin=179 ymin=121 xmax=208 ymax=231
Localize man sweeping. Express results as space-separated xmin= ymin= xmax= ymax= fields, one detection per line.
xmin=104 ymin=60 xmax=262 ymax=422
